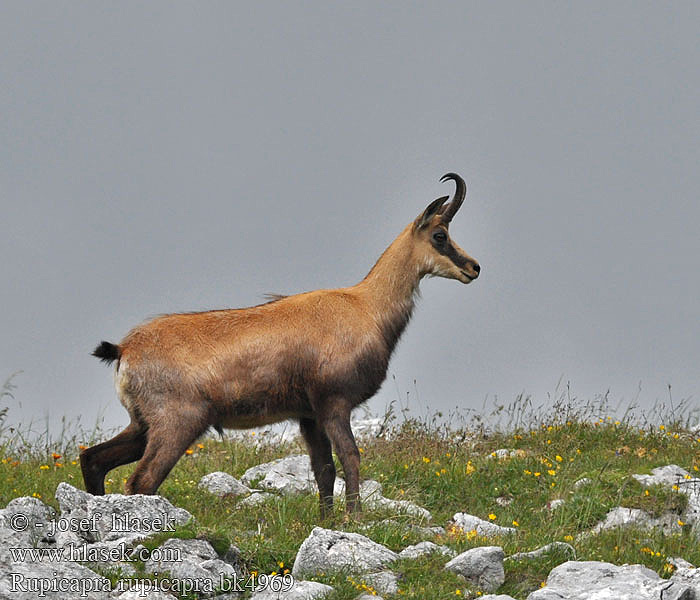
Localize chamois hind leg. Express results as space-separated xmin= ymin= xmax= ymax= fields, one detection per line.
xmin=299 ymin=417 xmax=336 ymax=519
xmin=321 ymin=400 xmax=361 ymax=513
xmin=80 ymin=421 xmax=148 ymax=495
xmin=125 ymin=406 xmax=208 ymax=495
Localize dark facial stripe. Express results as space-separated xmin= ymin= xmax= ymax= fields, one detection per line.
xmin=431 ymin=238 xmax=469 ymax=269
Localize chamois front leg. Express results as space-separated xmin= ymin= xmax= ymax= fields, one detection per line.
xmin=299 ymin=417 xmax=336 ymax=519
xmin=321 ymin=400 xmax=361 ymax=513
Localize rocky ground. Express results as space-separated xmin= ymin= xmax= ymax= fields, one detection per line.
xmin=2 ymin=454 xmax=700 ymax=599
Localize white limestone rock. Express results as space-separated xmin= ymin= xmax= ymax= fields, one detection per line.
xmin=198 ymin=472 xmax=251 ymax=497
xmin=505 ymin=542 xmax=575 ymax=563
xmin=55 ymin=483 xmax=192 ymax=545
xmin=362 ymin=571 xmax=399 ymax=596
xmin=445 ymin=546 xmax=505 ymax=592
xmin=525 ymin=560 xmax=695 ymax=600
xmin=250 ymin=579 xmax=334 ymax=599
xmin=632 ymin=464 xmax=690 ymax=487
xmin=398 ymin=541 xmax=456 ymax=560
xmin=292 ymin=527 xmax=398 ymax=578
xmin=451 ymin=513 xmax=516 ymax=537
xmin=241 ymin=455 xmax=317 ymax=495
xmin=587 ymin=506 xmax=680 ymax=536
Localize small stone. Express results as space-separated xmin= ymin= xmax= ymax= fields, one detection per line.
xmin=668 ymin=556 xmax=694 ymax=569
xmin=250 ymin=578 xmax=333 ymax=599
xmin=241 ymin=455 xmax=317 ymax=495
xmin=398 ymin=541 xmax=455 ymax=560
xmin=632 ymin=465 xmax=690 ymax=487
xmin=198 ymin=472 xmax=251 ymax=497
xmin=587 ymin=506 xmax=680 ymax=537
xmin=546 ymin=499 xmax=565 ymax=511
xmin=573 ymin=477 xmax=593 ymax=489
xmin=238 ymin=492 xmax=277 ymax=507
xmin=362 ymin=571 xmax=399 ymax=595
xmin=505 ymin=542 xmax=575 ymax=563
xmin=487 ymin=449 xmax=525 ymax=460
xmin=451 ymin=513 xmax=516 ymax=537
xmin=445 ymin=546 xmax=505 ymax=592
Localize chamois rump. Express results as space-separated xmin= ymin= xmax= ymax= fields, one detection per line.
xmin=81 ymin=173 xmax=480 ymax=517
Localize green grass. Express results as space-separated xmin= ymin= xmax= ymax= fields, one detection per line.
xmin=1 ymin=392 xmax=700 ymax=599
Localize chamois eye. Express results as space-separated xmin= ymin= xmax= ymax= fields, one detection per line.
xmin=432 ymin=231 xmax=447 ymax=244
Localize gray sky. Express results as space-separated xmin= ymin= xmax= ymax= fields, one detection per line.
xmin=1 ymin=2 xmax=698 ymax=436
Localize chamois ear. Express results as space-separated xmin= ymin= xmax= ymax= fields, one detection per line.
xmin=414 ymin=196 xmax=449 ymax=230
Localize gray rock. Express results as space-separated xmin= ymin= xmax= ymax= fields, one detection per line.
xmin=398 ymin=541 xmax=455 ymax=560
xmin=633 ymin=464 xmax=690 ymax=487
xmin=250 ymin=578 xmax=333 ymax=599
xmin=487 ymin=449 xmax=524 ymax=460
xmin=505 ymin=542 xmax=575 ymax=563
xmin=55 ymin=482 xmax=93 ymax=513
xmin=198 ymin=472 xmax=251 ymax=497
xmin=678 ymin=478 xmax=700 ymax=535
xmin=668 ymin=556 xmax=695 ymax=569
xmin=587 ymin=506 xmax=680 ymax=536
xmin=480 ymin=596 xmax=518 ymax=600
xmin=0 ymin=496 xmax=56 ymax=551
xmin=445 ymin=546 xmax=505 ymax=592
xmin=362 ymin=571 xmax=399 ymax=595
xmin=631 ymin=464 xmax=700 ymax=534
xmin=292 ymin=527 xmax=398 ymax=577
xmin=144 ymin=538 xmax=242 ymax=596
xmin=349 ymin=479 xmax=432 ymax=521
xmin=546 ymin=499 xmax=565 ymax=511
xmin=55 ymin=483 xmax=192 ymax=545
xmin=573 ymin=477 xmax=593 ymax=489
xmin=525 ymin=560 xmax=696 ymax=600
xmin=412 ymin=524 xmax=446 ymax=537
xmin=451 ymin=513 xmax=516 ymax=537
xmin=238 ymin=492 xmax=277 ymax=507
xmin=241 ymin=455 xmax=317 ymax=495
xmin=356 ymin=595 xmax=384 ymax=600
xmin=668 ymin=567 xmax=700 ymax=595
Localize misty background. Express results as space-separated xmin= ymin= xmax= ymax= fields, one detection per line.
xmin=1 ymin=3 xmax=698 ymax=438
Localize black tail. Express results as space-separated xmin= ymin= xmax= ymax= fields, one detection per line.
xmin=92 ymin=341 xmax=121 ymax=365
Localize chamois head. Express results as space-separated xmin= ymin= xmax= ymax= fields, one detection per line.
xmin=413 ymin=173 xmax=481 ymax=283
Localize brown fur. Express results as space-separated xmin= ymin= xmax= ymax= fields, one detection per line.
xmin=81 ymin=173 xmax=480 ymax=517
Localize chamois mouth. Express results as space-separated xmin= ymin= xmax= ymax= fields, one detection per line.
xmin=459 ymin=270 xmax=474 ymax=284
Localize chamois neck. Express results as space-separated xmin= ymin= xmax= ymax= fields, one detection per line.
xmin=355 ymin=225 xmax=422 ymax=321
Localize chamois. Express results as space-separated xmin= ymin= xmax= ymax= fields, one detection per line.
xmin=81 ymin=173 xmax=480 ymax=517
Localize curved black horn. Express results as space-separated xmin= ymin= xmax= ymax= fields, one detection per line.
xmin=439 ymin=172 xmax=466 ymax=223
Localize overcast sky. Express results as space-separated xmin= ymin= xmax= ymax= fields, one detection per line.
xmin=1 ymin=2 xmax=698 ymax=437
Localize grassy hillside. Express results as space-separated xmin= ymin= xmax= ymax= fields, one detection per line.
xmin=1 ymin=389 xmax=699 ymax=598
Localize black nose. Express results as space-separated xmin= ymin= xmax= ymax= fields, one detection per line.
xmin=474 ymin=263 xmax=481 ymax=275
